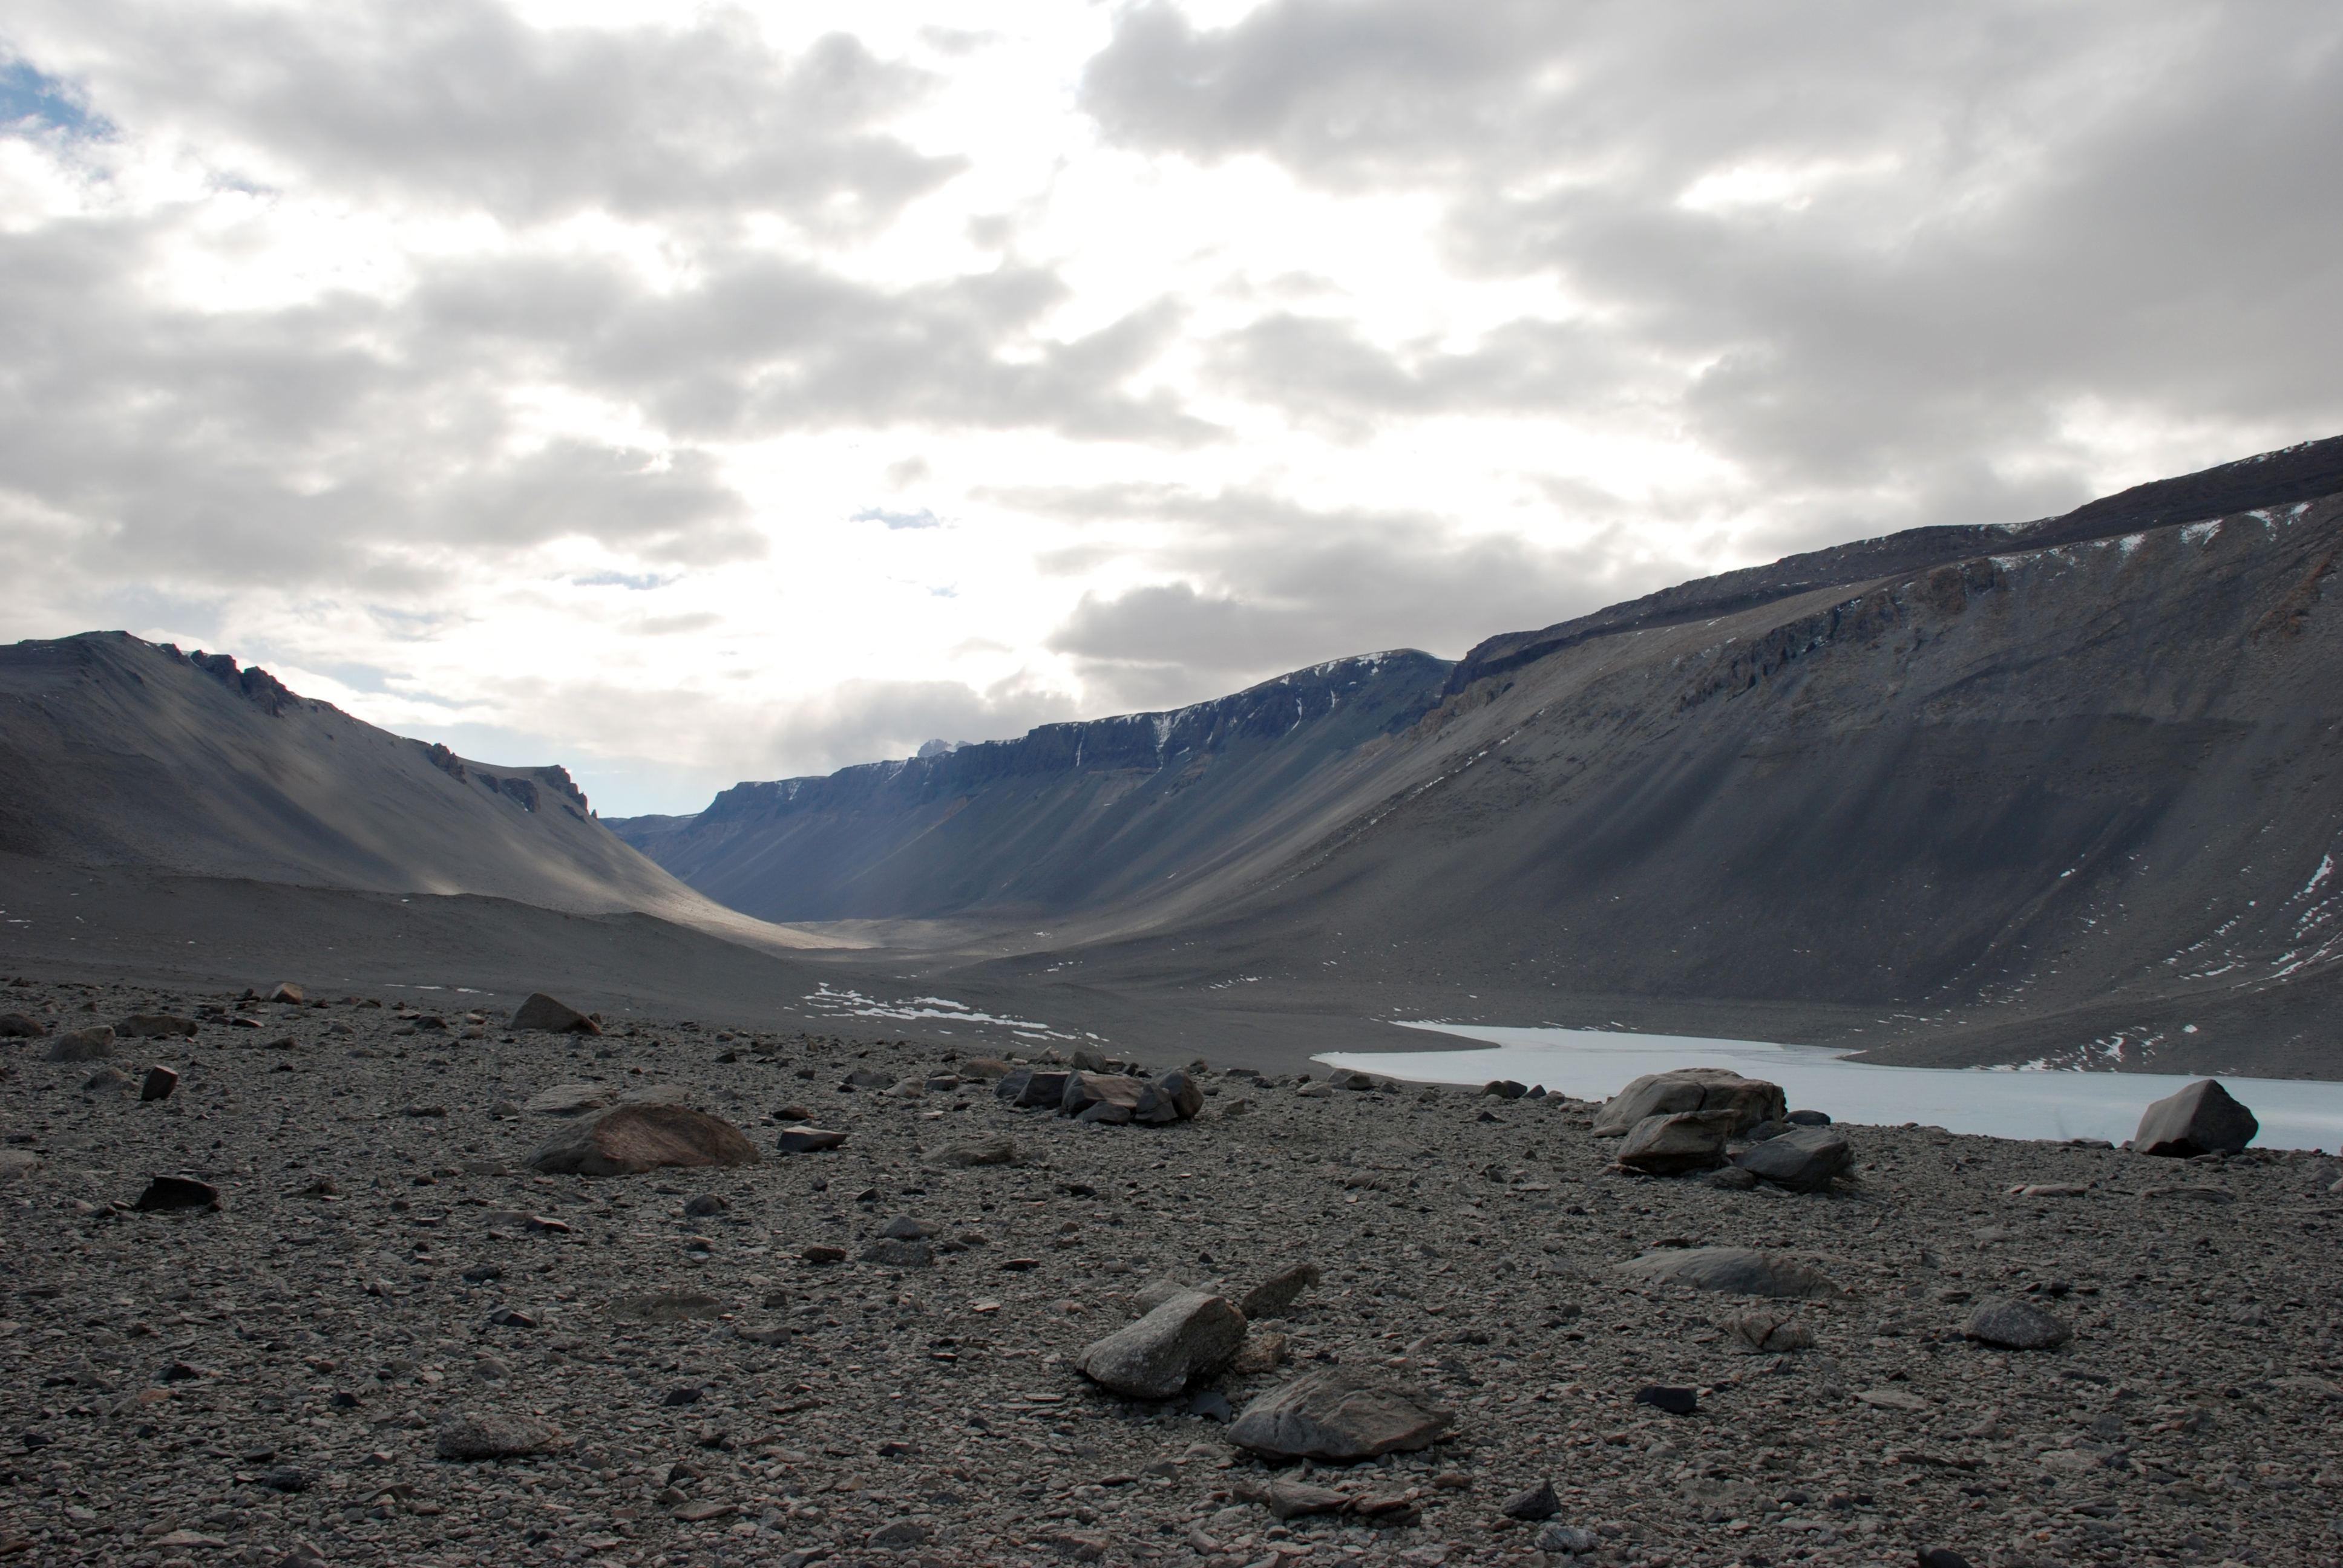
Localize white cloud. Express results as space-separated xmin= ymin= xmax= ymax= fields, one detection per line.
xmin=1 ymin=0 xmax=2338 ymax=815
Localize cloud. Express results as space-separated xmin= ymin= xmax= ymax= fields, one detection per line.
xmin=851 ymin=505 xmax=944 ymax=530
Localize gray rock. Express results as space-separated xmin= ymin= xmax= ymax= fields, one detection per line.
xmin=1720 ymin=1312 xmax=1817 ymax=1353
xmin=508 ymin=993 xmax=601 ymax=1035
xmin=434 ymin=1411 xmax=565 ymax=1459
xmin=522 ymin=1083 xmax=614 ymax=1114
xmin=1614 ymin=1247 xmax=1844 ymax=1299
xmin=1707 ymin=1166 xmax=1758 ymax=1191
xmin=860 ymin=1238 xmax=936 ymax=1267
xmin=1070 ymin=1047 xmax=1109 ymax=1073
xmin=116 ymin=1014 xmax=199 ymax=1039
xmin=1076 ymin=1099 xmax=1133 ymax=1125
xmin=880 ymin=1215 xmax=940 ymax=1240
xmin=682 ymin=1193 xmax=728 ymax=1217
xmin=777 ymin=1127 xmax=848 ymax=1153
xmin=45 ymin=1026 xmax=116 ymax=1062
xmin=1616 ymin=1109 xmax=1737 ymax=1174
xmin=2134 ymin=1079 xmax=2258 ymax=1157
xmin=1501 ymin=1479 xmax=1561 ymax=1520
xmin=1742 ymin=1119 xmax=1791 ymax=1142
xmin=1237 ymin=1261 xmax=1322 ymax=1321
xmin=1483 ymin=1080 xmax=1528 ymax=1100
xmin=1061 ymin=1071 xmax=1145 ymax=1118
xmin=1234 ymin=1477 xmax=1351 ymax=1519
xmin=866 ymin=1520 xmax=929 ymax=1549
xmin=926 ymin=1134 xmax=1018 ymax=1167
xmin=1591 ymin=1068 xmax=1786 ymax=1137
xmin=1134 ymin=1068 xmax=1205 ymax=1123
xmin=841 ymin=1067 xmax=894 ymax=1090
xmin=1227 ymin=1368 xmax=1455 ymax=1460
xmin=1786 ymin=1108 xmax=1831 ymax=1125
xmin=140 ymin=1065 xmax=179 ymax=1102
xmin=1535 ymin=1524 xmax=1600 ymax=1555
xmin=1000 ymin=1068 xmax=1071 ymax=1108
xmin=1962 ymin=1298 xmax=2073 ymax=1351
xmin=1731 ymin=1125 xmax=1853 ymax=1192
xmin=80 ymin=1065 xmax=134 ymax=1093
xmin=1075 ymin=1290 xmax=1247 ymax=1398
xmin=0 ymin=1011 xmax=47 ymax=1037
xmin=1134 ymin=1276 xmax=1196 ymax=1313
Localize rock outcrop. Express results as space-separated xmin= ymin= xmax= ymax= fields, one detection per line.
xmin=525 ymin=1103 xmax=759 ymax=1176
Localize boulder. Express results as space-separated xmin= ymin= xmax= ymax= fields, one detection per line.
xmin=434 ymin=1412 xmax=565 ymax=1460
xmin=1483 ymin=1080 xmax=1528 ymax=1100
xmin=1962 ymin=1298 xmax=2073 ymax=1351
xmin=1227 ymin=1368 xmax=1455 ymax=1461
xmin=523 ymin=1083 xmax=614 ymax=1115
xmin=266 ymin=982 xmax=305 ymax=1005
xmin=1591 ymin=1068 xmax=1786 ymax=1137
xmin=45 ymin=1026 xmax=116 ymax=1062
xmin=926 ymin=1135 xmax=1018 ymax=1167
xmin=0 ymin=1012 xmax=47 ymax=1037
xmin=1616 ymin=1110 xmax=1737 ymax=1174
xmin=1133 ymin=1069 xmax=1205 ymax=1123
xmin=140 ymin=1065 xmax=179 ymax=1102
xmin=1614 ymin=1247 xmax=1844 ymax=1299
xmin=860 ymin=1239 xmax=936 ymax=1267
xmin=997 ymin=1068 xmax=1072 ymax=1108
xmin=1075 ymin=1099 xmax=1133 ymax=1125
xmin=509 ymin=993 xmax=603 ymax=1035
xmin=1060 ymin=1072 xmax=1145 ymax=1118
xmin=1720 ymin=1312 xmax=1817 ymax=1354
xmin=1075 ymin=1290 xmax=1248 ymax=1399
xmin=1731 ymin=1126 xmax=1853 ymax=1192
xmin=1501 ymin=1480 xmax=1561 ymax=1520
xmin=777 ymin=1127 xmax=849 ymax=1154
xmin=1786 ymin=1108 xmax=1832 ymax=1126
xmin=1237 ymin=1261 xmax=1322 ymax=1321
xmin=525 ymin=1103 xmax=759 ymax=1177
xmin=116 ymin=1014 xmax=199 ymax=1039
xmin=1070 ymin=1047 xmax=1109 ymax=1072
xmin=134 ymin=1175 xmax=220 ymax=1212
xmin=2133 ymin=1079 xmax=2258 ymax=1157
xmin=81 ymin=1065 xmax=134 ymax=1093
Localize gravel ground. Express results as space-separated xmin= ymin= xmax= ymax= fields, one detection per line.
xmin=4 ymin=976 xmax=2341 ymax=1568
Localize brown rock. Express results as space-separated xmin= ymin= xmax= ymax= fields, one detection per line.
xmin=1616 ymin=1109 xmax=1737 ymax=1174
xmin=1615 ymin=1247 xmax=1844 ymax=1299
xmin=1228 ymin=1368 xmax=1454 ymax=1460
xmin=777 ymin=1127 xmax=849 ymax=1154
xmin=45 ymin=1025 xmax=116 ymax=1062
xmin=266 ymin=982 xmax=305 ymax=1004
xmin=525 ymin=1103 xmax=759 ymax=1177
xmin=926 ymin=1135 xmax=1018 ymax=1167
xmin=1076 ymin=1290 xmax=1248 ymax=1398
xmin=0 ymin=1011 xmax=47 ymax=1038
xmin=509 ymin=992 xmax=603 ymax=1035
xmin=434 ymin=1411 xmax=564 ymax=1459
xmin=1592 ymin=1068 xmax=1786 ymax=1137
xmin=134 ymin=1175 xmax=220 ymax=1212
xmin=1234 ymin=1477 xmax=1352 ymax=1519
xmin=1060 ymin=1072 xmax=1145 ymax=1118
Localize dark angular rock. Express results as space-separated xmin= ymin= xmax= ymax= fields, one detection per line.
xmin=1786 ymin=1108 xmax=1832 ymax=1126
xmin=1075 ymin=1099 xmax=1134 ymax=1125
xmin=1133 ymin=1069 xmax=1205 ymax=1123
xmin=526 ymin=1103 xmax=760 ymax=1177
xmin=1060 ymin=1071 xmax=1145 ymax=1118
xmin=1962 ymin=1298 xmax=2073 ymax=1350
xmin=1228 ymin=1368 xmax=1454 ymax=1460
xmin=1483 ymin=1080 xmax=1528 ymax=1099
xmin=1616 ymin=1109 xmax=1737 ymax=1174
xmin=1634 ymin=1385 xmax=1699 ymax=1414
xmin=266 ymin=983 xmax=304 ymax=1005
xmin=1731 ymin=1125 xmax=1853 ymax=1192
xmin=880 ymin=1215 xmax=940 ymax=1240
xmin=778 ymin=1127 xmax=848 ymax=1154
xmin=860 ymin=1238 xmax=936 ymax=1267
xmin=2133 ymin=1079 xmax=2258 ymax=1157
xmin=1237 ymin=1261 xmax=1322 ymax=1321
xmin=1502 ymin=1479 xmax=1562 ymax=1520
xmin=1917 ymin=1551 xmax=1975 ymax=1568
xmin=508 ymin=993 xmax=602 ymax=1035
xmin=682 ymin=1193 xmax=729 ymax=1217
xmin=1076 ymin=1290 xmax=1247 ymax=1398
xmin=134 ymin=1175 xmax=220 ymax=1212
xmin=1000 ymin=1068 xmax=1072 ymax=1108
xmin=137 ymin=1065 xmax=178 ymax=1103
xmin=1708 ymin=1166 xmax=1759 ymax=1190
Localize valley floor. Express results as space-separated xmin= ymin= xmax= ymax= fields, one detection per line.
xmin=3 ymin=975 xmax=2340 ymax=1568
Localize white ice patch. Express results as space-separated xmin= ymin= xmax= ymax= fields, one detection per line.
xmin=2182 ymin=519 xmax=2222 ymax=546
xmin=2117 ymin=532 xmax=2147 ymax=559
xmin=803 ymin=983 xmax=1072 ymax=1039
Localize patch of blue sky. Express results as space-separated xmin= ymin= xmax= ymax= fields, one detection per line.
xmin=572 ymin=570 xmax=677 ymax=590
xmin=1 ymin=59 xmax=110 ymax=140
xmin=851 ymin=506 xmax=945 ymax=531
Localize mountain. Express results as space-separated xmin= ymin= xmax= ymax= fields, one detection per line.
xmin=607 ymin=650 xmax=1453 ymax=923
xmin=0 ymin=632 xmax=829 ymax=953
xmin=620 ymin=438 xmax=2343 ymax=1076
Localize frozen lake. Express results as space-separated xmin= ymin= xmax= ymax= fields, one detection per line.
xmin=1314 ymin=1022 xmax=2343 ymax=1151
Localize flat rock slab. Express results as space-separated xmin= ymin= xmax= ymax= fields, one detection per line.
xmin=778 ymin=1127 xmax=849 ymax=1154
xmin=1227 ymin=1368 xmax=1455 ymax=1460
xmin=1076 ymin=1290 xmax=1247 ymax=1399
xmin=523 ymin=1083 xmax=614 ymax=1114
xmin=1234 ymin=1478 xmax=1352 ymax=1519
xmin=1731 ymin=1125 xmax=1853 ymax=1192
xmin=607 ymin=1292 xmax=725 ymax=1323
xmin=1615 ymin=1246 xmax=1844 ymax=1299
xmin=1962 ymin=1298 xmax=2073 ymax=1350
xmin=927 ymin=1135 xmax=1018 ymax=1166
xmin=525 ymin=1103 xmax=758 ymax=1177
xmin=2134 ymin=1079 xmax=2258 ymax=1157
xmin=435 ymin=1412 xmax=565 ymax=1459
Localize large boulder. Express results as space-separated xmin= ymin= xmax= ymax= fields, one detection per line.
xmin=1075 ymin=1290 xmax=1247 ymax=1399
xmin=1061 ymin=1073 xmax=1145 ymax=1119
xmin=1614 ymin=1247 xmax=1844 ymax=1299
xmin=1616 ymin=1110 xmax=1737 ymax=1174
xmin=1962 ymin=1298 xmax=2073 ymax=1351
xmin=510 ymin=993 xmax=603 ymax=1035
xmin=2133 ymin=1079 xmax=2257 ymax=1157
xmin=0 ymin=1012 xmax=48 ymax=1038
xmin=1591 ymin=1068 xmax=1786 ymax=1137
xmin=1227 ymin=1369 xmax=1455 ymax=1460
xmin=996 ymin=1067 xmax=1072 ymax=1108
xmin=525 ymin=1103 xmax=759 ymax=1177
xmin=1134 ymin=1070 xmax=1205 ymax=1123
xmin=1731 ymin=1126 xmax=1854 ymax=1192
xmin=46 ymin=1026 xmax=116 ymax=1062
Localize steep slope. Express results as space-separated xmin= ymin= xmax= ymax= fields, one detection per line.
xmin=607 ymin=650 xmax=1452 ymax=922
xmin=0 ymin=632 xmax=833 ymax=949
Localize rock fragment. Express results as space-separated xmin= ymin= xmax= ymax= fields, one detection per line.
xmin=1720 ymin=1312 xmax=1816 ymax=1353
xmin=526 ymin=1103 xmax=759 ymax=1177
xmin=1234 ymin=1477 xmax=1352 ymax=1519
xmin=1962 ymin=1298 xmax=2073 ymax=1350
xmin=2133 ymin=1079 xmax=2258 ymax=1157
xmin=1134 ymin=1068 xmax=1205 ymax=1123
xmin=266 ymin=982 xmax=305 ymax=1004
xmin=434 ymin=1411 xmax=565 ymax=1459
xmin=1061 ymin=1072 xmax=1145 ymax=1119
xmin=134 ymin=1175 xmax=220 ymax=1211
xmin=1227 ymin=1368 xmax=1454 ymax=1460
xmin=1501 ymin=1479 xmax=1561 ymax=1520
xmin=1076 ymin=1290 xmax=1247 ymax=1398
xmin=927 ymin=1134 xmax=1017 ymax=1166
xmin=140 ymin=1065 xmax=179 ymax=1102
xmin=1237 ymin=1261 xmax=1322 ymax=1321
xmin=522 ymin=1083 xmax=614 ymax=1114
xmin=1731 ymin=1125 xmax=1853 ymax=1191
xmin=509 ymin=992 xmax=602 ymax=1035
xmin=777 ymin=1127 xmax=848 ymax=1154
xmin=1615 ymin=1246 xmax=1843 ymax=1299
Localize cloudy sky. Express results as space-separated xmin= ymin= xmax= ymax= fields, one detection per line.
xmin=3 ymin=0 xmax=2339 ymax=815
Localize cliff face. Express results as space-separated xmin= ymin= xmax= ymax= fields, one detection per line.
xmin=606 ymin=650 xmax=1453 ymax=921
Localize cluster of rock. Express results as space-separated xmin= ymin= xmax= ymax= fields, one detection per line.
xmin=996 ymin=1053 xmax=1205 ymax=1126
xmin=1589 ymin=1067 xmax=1854 ymax=1192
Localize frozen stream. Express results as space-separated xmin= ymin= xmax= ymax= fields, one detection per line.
xmin=1314 ymin=1022 xmax=2343 ymax=1151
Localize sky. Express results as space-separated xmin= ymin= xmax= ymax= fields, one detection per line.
xmin=2 ymin=0 xmax=2340 ymax=817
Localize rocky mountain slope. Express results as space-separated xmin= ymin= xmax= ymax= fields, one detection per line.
xmin=624 ymin=441 xmax=2343 ymax=1076
xmin=609 ymin=652 xmax=1453 ymax=923
xmin=0 ymin=632 xmax=828 ymax=953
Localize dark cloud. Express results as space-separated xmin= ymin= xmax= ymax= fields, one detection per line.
xmin=33 ymin=0 xmax=960 ymax=232
xmin=1018 ymin=482 xmax=1660 ymax=710
xmin=1087 ymin=0 xmax=2343 ymax=544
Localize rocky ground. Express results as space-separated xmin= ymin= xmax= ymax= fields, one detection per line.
xmin=2 ymin=975 xmax=2341 ymax=1568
